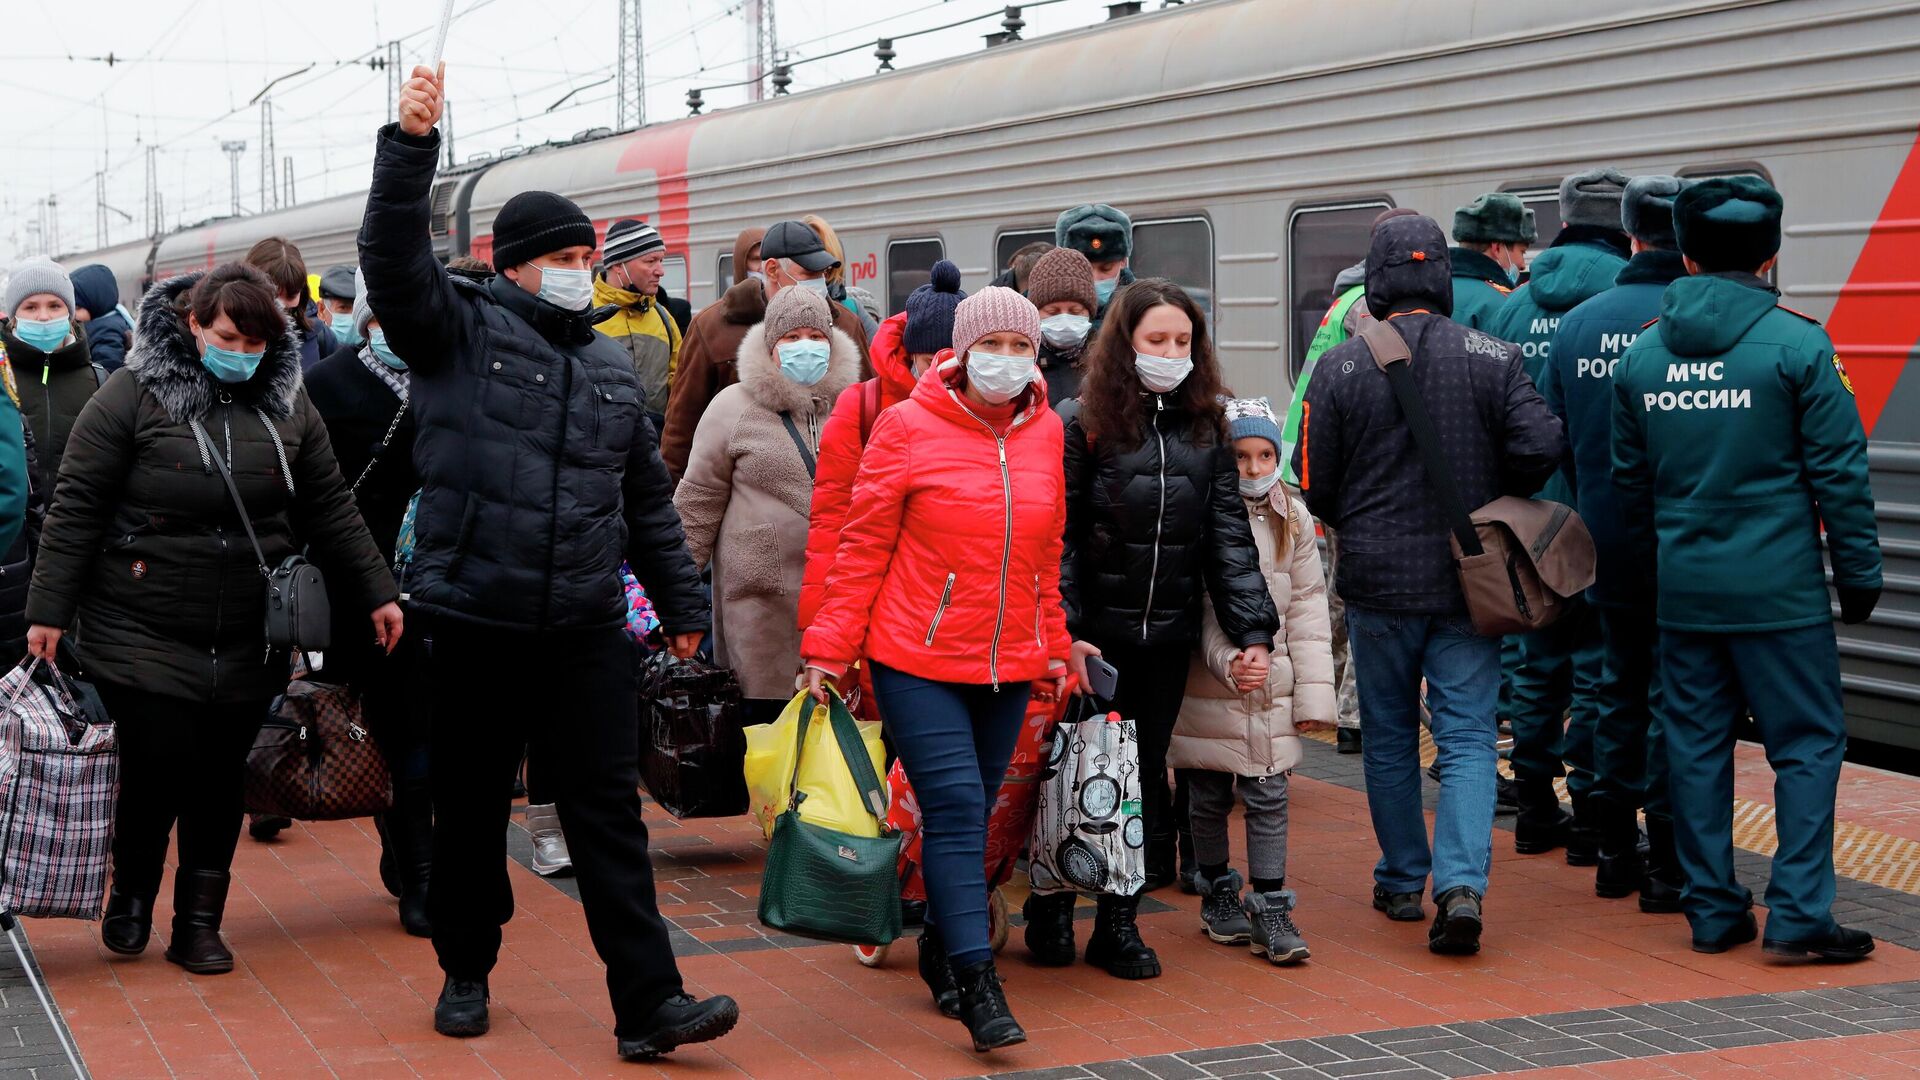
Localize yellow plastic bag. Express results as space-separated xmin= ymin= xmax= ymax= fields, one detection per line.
xmin=744 ymin=689 xmax=886 ymax=839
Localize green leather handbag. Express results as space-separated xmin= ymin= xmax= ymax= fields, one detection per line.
xmin=756 ymin=692 xmax=903 ymax=946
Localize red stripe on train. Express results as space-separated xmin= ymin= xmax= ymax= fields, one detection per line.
xmin=1825 ymin=127 xmax=1920 ymax=437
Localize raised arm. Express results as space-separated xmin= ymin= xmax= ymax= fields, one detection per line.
xmin=357 ymin=64 xmax=466 ymax=375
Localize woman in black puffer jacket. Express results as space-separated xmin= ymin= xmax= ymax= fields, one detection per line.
xmin=25 ymin=264 xmax=402 ymax=977
xmin=1044 ymin=278 xmax=1280 ymax=980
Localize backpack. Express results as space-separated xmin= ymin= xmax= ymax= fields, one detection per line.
xmin=856 ymin=378 xmax=882 ymax=445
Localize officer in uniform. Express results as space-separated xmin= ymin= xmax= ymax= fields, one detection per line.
xmin=1611 ymin=176 xmax=1881 ymax=959
xmin=1541 ymin=175 xmax=1693 ymax=913
xmin=1448 ymin=193 xmax=1532 ymax=331
xmin=1487 ymin=168 xmax=1631 ymax=863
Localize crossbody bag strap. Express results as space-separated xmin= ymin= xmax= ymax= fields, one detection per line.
xmin=1357 ymin=321 xmax=1484 ymax=557
xmin=779 ymin=411 xmax=817 ymax=479
xmin=349 ymin=401 xmax=410 ymax=495
xmin=188 ymin=418 xmax=273 ymax=577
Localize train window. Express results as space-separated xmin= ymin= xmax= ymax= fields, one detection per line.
xmin=716 ymin=254 xmax=733 ymax=301
xmin=1500 ymin=187 xmax=1563 ymax=254
xmin=887 ymin=238 xmax=946 ymax=316
xmin=1287 ymin=200 xmax=1392 ymax=376
xmin=662 ymin=256 xmax=688 ymax=303
xmin=994 ymin=229 xmax=1054 ymax=279
xmin=1132 ymin=217 xmax=1216 ymax=318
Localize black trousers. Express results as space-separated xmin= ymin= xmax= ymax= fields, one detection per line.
xmin=95 ymin=681 xmax=270 ymax=897
xmin=1089 ymin=639 xmax=1195 ymax=851
xmin=424 ymin=619 xmax=682 ymax=1035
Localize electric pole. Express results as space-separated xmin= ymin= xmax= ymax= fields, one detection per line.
xmin=747 ymin=0 xmax=777 ymax=102
xmin=617 ymin=0 xmax=646 ymax=129
xmin=144 ymin=145 xmax=160 ymax=237
xmin=47 ymin=195 xmax=59 ymax=255
xmin=221 ymin=140 xmax=248 ymax=216
xmin=260 ymin=100 xmax=279 ymax=212
xmin=283 ymin=157 xmax=295 ymax=206
xmin=96 ymin=172 xmax=109 ymax=248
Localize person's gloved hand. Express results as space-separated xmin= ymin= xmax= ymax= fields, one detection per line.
xmin=1838 ymin=584 xmax=1881 ymax=625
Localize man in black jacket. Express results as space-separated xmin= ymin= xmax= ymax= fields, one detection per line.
xmin=360 ymin=65 xmax=736 ymax=1062
xmin=1294 ymin=212 xmax=1564 ymax=956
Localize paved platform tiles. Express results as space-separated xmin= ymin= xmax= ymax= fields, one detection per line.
xmin=9 ymin=735 xmax=1920 ymax=1078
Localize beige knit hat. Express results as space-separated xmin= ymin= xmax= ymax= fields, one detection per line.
xmin=763 ymin=286 xmax=834 ymax=346
xmin=952 ymin=286 xmax=1041 ymax=358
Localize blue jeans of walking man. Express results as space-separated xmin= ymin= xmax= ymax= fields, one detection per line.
xmin=1348 ymin=606 xmax=1501 ymax=898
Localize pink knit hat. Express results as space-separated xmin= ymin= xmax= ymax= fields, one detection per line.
xmin=951 ymin=285 xmax=1041 ymax=358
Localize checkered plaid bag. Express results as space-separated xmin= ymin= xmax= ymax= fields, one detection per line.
xmin=0 ymin=660 xmax=117 ymax=920
xmin=245 ymin=680 xmax=392 ymax=821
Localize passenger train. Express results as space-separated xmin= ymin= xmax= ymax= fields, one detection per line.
xmin=55 ymin=0 xmax=1920 ymax=748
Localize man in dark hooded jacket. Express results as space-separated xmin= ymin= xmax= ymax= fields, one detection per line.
xmin=69 ymin=264 xmax=132 ymax=372
xmin=360 ymin=64 xmax=738 ymax=1062
xmin=1295 ymin=211 xmax=1563 ymax=956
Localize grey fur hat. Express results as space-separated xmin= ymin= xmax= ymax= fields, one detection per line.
xmin=1560 ymin=168 xmax=1630 ymax=230
xmin=1621 ymin=175 xmax=1692 ymax=248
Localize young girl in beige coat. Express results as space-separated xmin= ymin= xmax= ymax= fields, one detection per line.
xmin=1168 ymin=396 xmax=1335 ymax=965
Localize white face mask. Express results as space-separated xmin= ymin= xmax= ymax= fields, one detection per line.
xmin=966 ymin=350 xmax=1038 ymax=405
xmin=1134 ymin=351 xmax=1193 ymax=394
xmin=1239 ymin=470 xmax=1280 ymax=500
xmin=1039 ymin=313 xmax=1091 ymax=349
xmin=535 ymin=265 xmax=593 ymax=311
xmin=791 ymin=275 xmax=831 ymax=297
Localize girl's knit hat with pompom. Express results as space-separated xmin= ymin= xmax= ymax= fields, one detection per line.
xmin=903 ymin=260 xmax=966 ymax=354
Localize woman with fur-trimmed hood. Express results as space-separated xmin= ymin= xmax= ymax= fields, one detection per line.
xmin=24 ymin=264 xmax=401 ymax=978
xmin=673 ymin=286 xmax=860 ymax=714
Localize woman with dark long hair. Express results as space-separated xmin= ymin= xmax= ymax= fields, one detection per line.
xmin=1037 ymin=278 xmax=1279 ymax=980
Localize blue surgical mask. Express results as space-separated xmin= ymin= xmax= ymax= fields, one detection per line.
xmin=368 ymin=328 xmax=407 ymax=371
xmin=1239 ymin=469 xmax=1281 ymax=500
xmin=536 ymin=266 xmax=594 ymax=311
xmin=197 ymin=331 xmax=264 ymax=384
xmin=1505 ymin=262 xmax=1523 ymax=286
xmin=1094 ymin=277 xmax=1119 ymax=306
xmin=792 ymin=276 xmax=831 ymax=298
xmin=331 ymin=311 xmax=362 ymax=346
xmin=12 ymin=316 xmax=70 ymax=353
xmin=777 ymin=339 xmax=831 ymax=386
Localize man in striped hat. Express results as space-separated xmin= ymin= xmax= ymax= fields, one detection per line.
xmin=594 ymin=218 xmax=682 ymax=434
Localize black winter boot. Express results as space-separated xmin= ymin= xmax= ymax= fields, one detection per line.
xmin=1593 ymin=803 xmax=1645 ymax=899
xmin=917 ymin=922 xmax=961 ymax=1018
xmin=952 ymin=959 xmax=1026 ymax=1052
xmin=1085 ymin=894 xmax=1161 ymax=979
xmin=1512 ymin=778 xmax=1571 ymax=855
xmin=393 ymin=778 xmax=434 ymax=938
xmin=434 ymin=976 xmax=491 ymax=1037
xmin=1565 ymin=792 xmax=1600 ymax=867
xmin=1022 ymin=891 xmax=1076 ymax=966
xmin=1144 ymin=830 xmax=1178 ymax=892
xmin=163 ymin=870 xmax=234 ymax=975
xmin=101 ymin=887 xmax=156 ymax=955
xmin=617 ymin=992 xmax=740 ymax=1059
xmin=1640 ymin=817 xmax=1684 ymax=914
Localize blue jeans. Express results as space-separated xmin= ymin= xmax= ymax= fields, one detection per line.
xmin=1347 ymin=605 xmax=1501 ymax=898
xmin=870 ymin=662 xmax=1029 ymax=968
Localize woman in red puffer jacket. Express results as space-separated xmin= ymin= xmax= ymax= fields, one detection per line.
xmin=803 ymin=286 xmax=1067 ymax=1055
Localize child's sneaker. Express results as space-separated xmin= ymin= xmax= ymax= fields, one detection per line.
xmin=1246 ymin=889 xmax=1310 ymax=965
xmin=1197 ymin=870 xmax=1251 ymax=944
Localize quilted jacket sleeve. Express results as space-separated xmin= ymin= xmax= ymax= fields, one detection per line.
xmin=624 ymin=412 xmax=711 ymax=637
xmin=1059 ymin=404 xmax=1090 ymax=640
xmin=1496 ymin=344 xmax=1566 ymax=498
xmin=1204 ymin=441 xmax=1279 ymax=649
xmin=799 ymin=384 xmax=864 ymax=630
xmin=1040 ymin=417 xmax=1073 ymax=661
xmin=356 ymin=124 xmax=469 ymax=377
xmin=1282 ymin=500 xmax=1336 ymax=727
xmin=25 ymin=373 xmax=136 ymax=629
xmin=801 ymin=407 xmax=913 ymax=669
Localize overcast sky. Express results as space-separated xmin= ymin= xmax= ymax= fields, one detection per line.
xmin=1 ymin=0 xmax=1118 ymax=265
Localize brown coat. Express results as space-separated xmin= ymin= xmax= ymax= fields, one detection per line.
xmin=661 ymin=278 xmax=869 ymax=481
xmin=1168 ymin=491 xmax=1335 ymax=777
xmin=672 ymin=322 xmax=861 ymax=700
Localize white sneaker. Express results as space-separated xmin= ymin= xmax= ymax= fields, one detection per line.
xmin=525 ymin=803 xmax=573 ymax=877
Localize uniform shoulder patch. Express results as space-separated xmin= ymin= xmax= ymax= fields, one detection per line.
xmin=1831 ymin=353 xmax=1856 ymax=395
xmin=1490 ymin=281 xmax=1513 ymax=295
xmin=1778 ymin=303 xmax=1822 ymax=325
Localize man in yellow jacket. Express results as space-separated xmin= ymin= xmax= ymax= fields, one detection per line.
xmin=594 ymin=218 xmax=682 ymax=434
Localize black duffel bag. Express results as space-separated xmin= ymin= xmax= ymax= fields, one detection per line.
xmin=637 ymin=650 xmax=748 ymax=819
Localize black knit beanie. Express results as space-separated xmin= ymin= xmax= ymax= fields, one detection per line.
xmin=492 ymin=190 xmax=596 ymax=270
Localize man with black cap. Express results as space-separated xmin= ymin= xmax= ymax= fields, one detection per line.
xmin=1449 ymin=193 xmax=1534 ymax=331
xmin=1294 ymin=211 xmax=1563 ymax=956
xmin=659 ymin=217 xmax=867 ymax=480
xmin=1055 ymin=202 xmax=1134 ymax=336
xmin=317 ymin=264 xmax=362 ymax=348
xmin=593 ymin=218 xmax=682 ymax=435
xmin=1612 ymin=176 xmax=1880 ymax=962
xmin=360 ymin=64 xmax=739 ymax=1060
xmin=1540 ymin=175 xmax=1694 ymax=913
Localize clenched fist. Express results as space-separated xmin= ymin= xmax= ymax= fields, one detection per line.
xmin=398 ymin=63 xmax=445 ymax=137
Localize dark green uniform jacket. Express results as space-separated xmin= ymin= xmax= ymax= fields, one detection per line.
xmin=1 ymin=324 xmax=102 ymax=491
xmin=25 ymin=274 xmax=398 ymax=703
xmin=1448 ymin=248 xmax=1516 ymax=333
xmin=1610 ymin=272 xmax=1880 ymax=632
xmin=1540 ymin=249 xmax=1688 ymax=607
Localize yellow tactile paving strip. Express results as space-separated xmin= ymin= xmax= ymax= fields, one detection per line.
xmin=1301 ymin=727 xmax=1920 ymax=896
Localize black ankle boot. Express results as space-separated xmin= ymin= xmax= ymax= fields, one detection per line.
xmin=1565 ymin=793 xmax=1600 ymax=867
xmin=952 ymin=959 xmax=1026 ymax=1053
xmin=1594 ymin=804 xmax=1645 ymax=899
xmin=1085 ymin=894 xmax=1160 ymax=979
xmin=164 ymin=870 xmax=234 ymax=975
xmin=101 ymin=887 xmax=156 ymax=955
xmin=1640 ymin=817 xmax=1684 ymax=914
xmin=917 ymin=923 xmax=961 ymax=1018
xmin=1512 ymin=778 xmax=1571 ymax=855
xmin=1144 ymin=830 xmax=1178 ymax=891
xmin=1022 ymin=891 xmax=1076 ymax=966
xmin=393 ymin=778 xmax=433 ymax=938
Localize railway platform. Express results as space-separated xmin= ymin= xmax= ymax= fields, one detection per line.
xmin=8 ymin=733 xmax=1920 ymax=1080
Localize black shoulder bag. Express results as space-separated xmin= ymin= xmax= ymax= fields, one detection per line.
xmin=190 ymin=419 xmax=331 ymax=653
